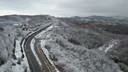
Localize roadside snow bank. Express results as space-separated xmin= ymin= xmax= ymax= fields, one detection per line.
xmin=31 ymin=39 xmax=42 ymax=65
xmin=40 ymin=40 xmax=60 ymax=72
xmin=12 ymin=37 xmax=30 ymax=72
xmin=35 ymin=25 xmax=60 ymax=72
xmin=29 ymin=23 xmax=54 ymax=66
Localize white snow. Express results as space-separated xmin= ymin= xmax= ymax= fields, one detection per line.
xmin=35 ymin=25 xmax=54 ymax=38
xmin=40 ymin=40 xmax=60 ymax=72
xmin=29 ymin=23 xmax=54 ymax=66
xmin=29 ymin=24 xmax=59 ymax=72
xmin=0 ymin=16 xmax=55 ymax=72
xmin=34 ymin=25 xmax=60 ymax=72
xmin=14 ymin=23 xmax=19 ymax=26
xmin=99 ymin=40 xmax=118 ymax=52
xmin=104 ymin=40 xmax=118 ymax=52
xmin=15 ymin=39 xmax=22 ymax=58
xmin=44 ymin=33 xmax=122 ymax=72
xmin=11 ymin=37 xmax=30 ymax=72
xmin=99 ymin=46 xmax=103 ymax=51
xmin=0 ymin=60 xmax=13 ymax=72
xmin=31 ymin=39 xmax=42 ymax=65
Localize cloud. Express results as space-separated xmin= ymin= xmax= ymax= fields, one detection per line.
xmin=0 ymin=0 xmax=127 ymax=17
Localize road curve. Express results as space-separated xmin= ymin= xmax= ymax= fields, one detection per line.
xmin=23 ymin=24 xmax=52 ymax=72
xmin=34 ymin=39 xmax=56 ymax=72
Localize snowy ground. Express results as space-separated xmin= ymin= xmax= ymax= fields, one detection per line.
xmin=0 ymin=15 xmax=56 ymax=72
xmin=0 ymin=25 xmax=30 ymax=72
xmin=10 ymin=22 xmax=54 ymax=72
xmin=11 ymin=37 xmax=30 ymax=72
xmin=0 ymin=37 xmax=30 ymax=72
xmin=99 ymin=40 xmax=118 ymax=52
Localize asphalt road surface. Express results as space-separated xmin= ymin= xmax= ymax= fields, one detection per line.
xmin=34 ymin=38 xmax=56 ymax=72
xmin=23 ymin=24 xmax=56 ymax=72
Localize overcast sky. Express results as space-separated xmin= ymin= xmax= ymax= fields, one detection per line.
xmin=0 ymin=0 xmax=127 ymax=17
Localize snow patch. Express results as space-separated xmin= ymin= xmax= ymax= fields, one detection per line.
xmin=104 ymin=40 xmax=118 ymax=52
xmin=15 ymin=40 xmax=22 ymax=58
xmin=99 ymin=40 xmax=118 ymax=52
xmin=12 ymin=37 xmax=30 ymax=72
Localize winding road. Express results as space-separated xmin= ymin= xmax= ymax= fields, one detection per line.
xmin=23 ymin=24 xmax=56 ymax=72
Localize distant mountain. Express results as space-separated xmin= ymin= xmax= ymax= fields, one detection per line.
xmin=59 ymin=16 xmax=128 ymax=35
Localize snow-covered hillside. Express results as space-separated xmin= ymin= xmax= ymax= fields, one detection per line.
xmin=0 ymin=24 xmax=30 ymax=72
xmin=0 ymin=15 xmax=54 ymax=72
xmin=0 ymin=15 xmax=128 ymax=72
xmin=41 ymin=20 xmax=123 ymax=72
